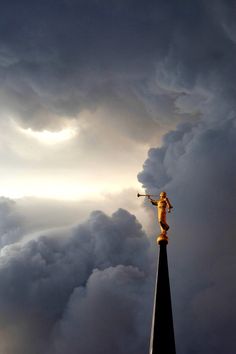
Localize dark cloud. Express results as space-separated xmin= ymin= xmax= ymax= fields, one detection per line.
xmin=0 ymin=208 xmax=154 ymax=354
xmin=52 ymin=265 xmax=150 ymax=354
xmin=2 ymin=0 xmax=234 ymax=137
xmin=138 ymin=116 xmax=236 ymax=353
xmin=135 ymin=2 xmax=236 ymax=352
xmin=0 ymin=0 xmax=168 ymax=134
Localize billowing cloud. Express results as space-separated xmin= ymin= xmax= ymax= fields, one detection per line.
xmin=3 ymin=0 xmax=231 ymax=135
xmin=133 ymin=4 xmax=236 ymax=353
xmin=138 ymin=116 xmax=236 ymax=353
xmin=0 ymin=208 xmax=154 ymax=354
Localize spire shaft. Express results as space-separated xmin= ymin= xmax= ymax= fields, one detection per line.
xmin=149 ymin=240 xmax=176 ymax=354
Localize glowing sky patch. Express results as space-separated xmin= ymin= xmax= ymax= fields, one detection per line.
xmin=19 ymin=126 xmax=78 ymax=145
xmin=0 ymin=173 xmax=143 ymax=201
xmin=0 ymin=115 xmax=150 ymax=202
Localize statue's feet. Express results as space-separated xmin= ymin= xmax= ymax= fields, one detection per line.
xmin=157 ymin=232 xmax=168 ymax=244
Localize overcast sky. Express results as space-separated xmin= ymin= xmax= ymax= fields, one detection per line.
xmin=0 ymin=1 xmax=236 ymax=353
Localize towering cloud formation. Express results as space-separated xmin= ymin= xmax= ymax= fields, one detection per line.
xmin=134 ymin=2 xmax=236 ymax=354
xmin=0 ymin=209 xmax=154 ymax=354
xmin=139 ymin=117 xmax=236 ymax=354
xmin=138 ymin=47 xmax=236 ymax=354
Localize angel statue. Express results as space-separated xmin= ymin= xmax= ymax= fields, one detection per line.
xmin=137 ymin=191 xmax=173 ymax=242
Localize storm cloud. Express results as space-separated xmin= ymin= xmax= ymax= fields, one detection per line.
xmin=2 ymin=0 xmax=233 ymax=135
xmin=131 ymin=2 xmax=236 ymax=353
xmin=0 ymin=208 xmax=154 ymax=354
xmin=138 ymin=95 xmax=236 ymax=354
xmin=0 ymin=0 xmax=236 ymax=353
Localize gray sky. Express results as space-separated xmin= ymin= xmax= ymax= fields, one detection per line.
xmin=0 ymin=0 xmax=236 ymax=353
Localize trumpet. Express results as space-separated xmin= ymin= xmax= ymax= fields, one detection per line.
xmin=137 ymin=192 xmax=159 ymax=198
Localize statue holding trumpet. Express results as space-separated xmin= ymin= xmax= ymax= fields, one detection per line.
xmin=137 ymin=192 xmax=173 ymax=242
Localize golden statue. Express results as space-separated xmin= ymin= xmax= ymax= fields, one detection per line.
xmin=137 ymin=191 xmax=173 ymax=243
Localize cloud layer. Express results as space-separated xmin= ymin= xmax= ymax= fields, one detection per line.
xmin=0 ymin=208 xmax=154 ymax=354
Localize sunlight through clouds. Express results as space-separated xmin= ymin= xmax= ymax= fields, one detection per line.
xmin=19 ymin=126 xmax=78 ymax=145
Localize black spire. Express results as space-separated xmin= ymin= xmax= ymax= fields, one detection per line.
xmin=149 ymin=239 xmax=176 ymax=354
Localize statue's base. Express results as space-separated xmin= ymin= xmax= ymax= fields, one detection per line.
xmin=157 ymin=234 xmax=168 ymax=244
